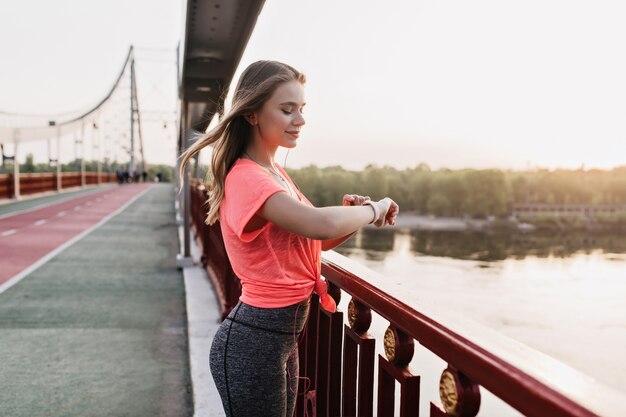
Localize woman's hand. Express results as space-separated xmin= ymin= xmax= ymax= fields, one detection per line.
xmin=343 ymin=194 xmax=399 ymax=227
xmin=373 ymin=197 xmax=399 ymax=227
xmin=386 ymin=199 xmax=399 ymax=226
xmin=342 ymin=194 xmax=371 ymax=207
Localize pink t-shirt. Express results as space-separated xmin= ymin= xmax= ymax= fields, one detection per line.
xmin=219 ymin=157 xmax=322 ymax=308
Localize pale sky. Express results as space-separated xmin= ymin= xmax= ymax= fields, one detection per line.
xmin=1 ymin=0 xmax=625 ymax=171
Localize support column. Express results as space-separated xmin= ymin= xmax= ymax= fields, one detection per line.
xmin=176 ymin=100 xmax=192 ymax=268
xmin=193 ymin=154 xmax=200 ymax=179
xmin=80 ymin=121 xmax=86 ymax=187
xmin=129 ymin=55 xmax=136 ymax=176
xmin=183 ymin=155 xmax=191 ymax=258
xmin=94 ymin=120 xmax=101 ymax=185
xmin=47 ymin=137 xmax=52 ymax=168
xmin=56 ymin=127 xmax=62 ymax=191
xmin=13 ymin=130 xmax=20 ymax=200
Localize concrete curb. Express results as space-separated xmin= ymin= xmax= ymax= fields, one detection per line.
xmin=177 ymin=204 xmax=225 ymax=417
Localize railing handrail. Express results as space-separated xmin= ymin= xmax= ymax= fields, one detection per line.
xmin=321 ymin=250 xmax=625 ymax=417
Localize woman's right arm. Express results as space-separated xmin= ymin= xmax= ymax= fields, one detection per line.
xmin=258 ymin=192 xmax=396 ymax=240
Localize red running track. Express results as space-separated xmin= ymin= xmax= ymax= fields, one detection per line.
xmin=0 ymin=184 xmax=154 ymax=285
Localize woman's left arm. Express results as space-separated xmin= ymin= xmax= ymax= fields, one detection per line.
xmin=321 ymin=194 xmax=369 ymax=251
xmin=321 ymin=231 xmax=356 ymax=251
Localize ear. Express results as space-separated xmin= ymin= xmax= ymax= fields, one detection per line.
xmin=245 ymin=113 xmax=257 ymax=126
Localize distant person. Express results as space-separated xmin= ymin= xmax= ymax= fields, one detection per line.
xmin=141 ymin=171 xmax=148 ymax=182
xmin=178 ymin=60 xmax=398 ymax=416
xmin=155 ymin=172 xmax=162 ymax=182
xmin=122 ymin=169 xmax=129 ymax=184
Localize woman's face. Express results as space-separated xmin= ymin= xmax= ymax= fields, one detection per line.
xmin=253 ymin=80 xmax=306 ymax=148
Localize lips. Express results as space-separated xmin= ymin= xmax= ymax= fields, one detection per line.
xmin=286 ymin=131 xmax=300 ymax=137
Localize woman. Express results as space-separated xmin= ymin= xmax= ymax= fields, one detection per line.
xmin=178 ymin=60 xmax=398 ymax=417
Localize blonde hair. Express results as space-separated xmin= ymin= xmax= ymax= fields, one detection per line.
xmin=178 ymin=60 xmax=306 ymax=225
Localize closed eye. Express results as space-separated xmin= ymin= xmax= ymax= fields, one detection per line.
xmin=282 ymin=109 xmax=304 ymax=115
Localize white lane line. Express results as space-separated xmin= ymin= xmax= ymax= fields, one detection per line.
xmin=86 ymin=202 xmax=92 ymax=206
xmin=34 ymin=219 xmax=47 ymax=226
xmin=58 ymin=211 xmax=66 ymax=217
xmin=74 ymin=206 xmax=81 ymax=211
xmin=0 ymin=185 xmax=154 ymax=295
xmin=1 ymin=229 xmax=16 ymax=237
xmin=0 ymin=185 xmax=118 ymax=221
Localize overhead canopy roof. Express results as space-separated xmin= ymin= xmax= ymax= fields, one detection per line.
xmin=178 ymin=0 xmax=266 ymax=133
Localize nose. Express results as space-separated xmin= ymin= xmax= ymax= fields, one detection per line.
xmin=294 ymin=112 xmax=305 ymax=127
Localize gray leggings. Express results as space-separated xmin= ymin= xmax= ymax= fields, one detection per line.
xmin=209 ymin=297 xmax=311 ymax=417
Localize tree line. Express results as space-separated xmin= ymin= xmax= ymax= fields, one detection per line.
xmin=1 ymin=153 xmax=174 ymax=182
xmin=282 ymin=164 xmax=626 ymax=218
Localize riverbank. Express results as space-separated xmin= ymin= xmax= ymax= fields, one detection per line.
xmin=365 ymin=211 xmax=534 ymax=232
xmin=370 ymin=211 xmax=626 ymax=232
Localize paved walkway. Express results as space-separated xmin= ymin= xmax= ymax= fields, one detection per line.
xmin=0 ymin=183 xmax=193 ymax=417
xmin=0 ymin=184 xmax=152 ymax=286
xmin=0 ymin=184 xmax=118 ymax=215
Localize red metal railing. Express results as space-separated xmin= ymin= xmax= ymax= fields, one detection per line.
xmin=60 ymin=172 xmax=82 ymax=189
xmin=18 ymin=172 xmax=56 ymax=195
xmin=0 ymin=172 xmax=117 ymax=199
xmin=187 ymin=180 xmax=624 ymax=417
xmin=189 ymin=180 xmax=241 ymax=320
xmin=0 ymin=174 xmax=14 ymax=199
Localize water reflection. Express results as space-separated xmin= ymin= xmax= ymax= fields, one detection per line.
xmin=331 ymin=228 xmax=626 ymax=395
xmin=334 ymin=228 xmax=394 ymax=261
xmin=334 ymin=229 xmax=626 ymax=261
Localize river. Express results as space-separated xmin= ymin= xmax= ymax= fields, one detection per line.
xmin=332 ymin=227 xmax=626 ymax=415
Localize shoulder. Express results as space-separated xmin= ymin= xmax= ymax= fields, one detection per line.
xmin=226 ymin=158 xmax=266 ymax=184
xmin=275 ymin=163 xmax=294 ymax=181
xmin=225 ymin=158 xmax=284 ymax=200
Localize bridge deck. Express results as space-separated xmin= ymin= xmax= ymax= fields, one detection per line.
xmin=0 ymin=184 xmax=204 ymax=416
